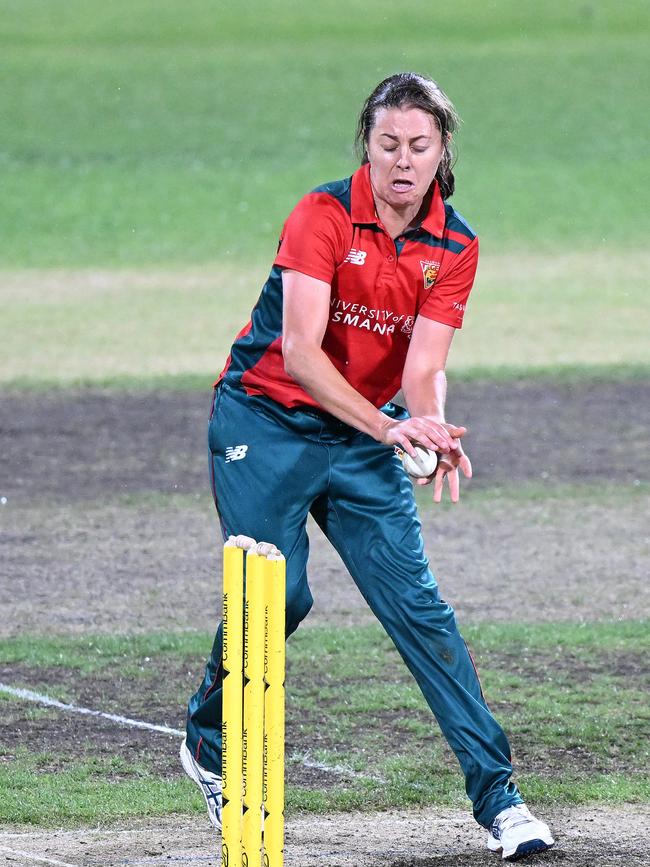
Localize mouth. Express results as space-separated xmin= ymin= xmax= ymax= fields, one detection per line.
xmin=391 ymin=178 xmax=415 ymax=194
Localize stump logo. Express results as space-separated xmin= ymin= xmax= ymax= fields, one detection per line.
xmin=420 ymin=260 xmax=441 ymax=290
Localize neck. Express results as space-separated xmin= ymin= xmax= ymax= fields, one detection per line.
xmin=374 ymin=191 xmax=431 ymax=239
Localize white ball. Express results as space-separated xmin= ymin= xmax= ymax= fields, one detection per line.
xmin=400 ymin=445 xmax=439 ymax=479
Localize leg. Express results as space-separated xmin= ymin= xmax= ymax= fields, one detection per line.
xmin=312 ymin=431 xmax=522 ymax=827
xmin=186 ymin=385 xmax=328 ymax=773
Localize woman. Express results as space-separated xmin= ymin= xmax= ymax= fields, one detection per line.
xmin=181 ymin=73 xmax=554 ymax=861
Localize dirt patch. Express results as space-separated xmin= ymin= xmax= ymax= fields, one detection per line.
xmin=1 ymin=380 xmax=648 ymax=640
xmin=1 ymin=380 xmax=648 ymax=506
xmin=1 ymin=715 xmax=180 ymax=780
xmin=1 ymin=806 xmax=649 ymax=866
xmin=1 ymin=491 xmax=648 ymax=639
xmin=487 ymin=649 xmax=647 ymax=684
xmin=0 ymin=661 xmax=194 ymax=724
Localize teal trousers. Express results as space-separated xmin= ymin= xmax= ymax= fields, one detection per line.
xmin=186 ymin=382 xmax=522 ymax=827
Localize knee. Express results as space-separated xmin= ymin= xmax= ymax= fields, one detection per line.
xmin=375 ymin=568 xmax=458 ymax=633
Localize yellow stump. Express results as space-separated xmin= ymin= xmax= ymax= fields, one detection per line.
xmin=263 ymin=555 xmax=285 ymax=867
xmin=222 ymin=537 xmax=285 ymax=867
xmin=222 ymin=542 xmax=244 ymax=867
xmin=242 ymin=551 xmax=266 ymax=865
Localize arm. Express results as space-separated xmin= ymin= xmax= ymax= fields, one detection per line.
xmin=401 ymin=316 xmax=454 ymax=420
xmin=281 ymin=269 xmax=460 ymax=456
xmin=401 ymin=315 xmax=473 ymax=502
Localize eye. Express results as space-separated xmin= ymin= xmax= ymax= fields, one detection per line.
xmin=412 ymin=146 xmax=428 ymax=154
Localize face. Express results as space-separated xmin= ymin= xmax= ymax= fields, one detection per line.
xmin=366 ymin=106 xmax=445 ymax=211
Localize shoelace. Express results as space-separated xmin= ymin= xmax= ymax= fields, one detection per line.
xmin=494 ymin=807 xmax=532 ymax=833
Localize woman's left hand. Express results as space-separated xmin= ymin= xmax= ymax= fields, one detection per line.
xmin=414 ymin=430 xmax=472 ymax=503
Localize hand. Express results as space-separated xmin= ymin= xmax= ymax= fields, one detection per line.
xmin=414 ymin=432 xmax=472 ymax=503
xmin=379 ymin=415 xmax=466 ymax=458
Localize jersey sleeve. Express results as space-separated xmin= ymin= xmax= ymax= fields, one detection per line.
xmin=418 ymin=236 xmax=479 ymax=329
xmin=273 ymin=192 xmax=349 ymax=284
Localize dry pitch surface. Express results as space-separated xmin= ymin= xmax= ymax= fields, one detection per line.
xmin=2 ymin=380 xmax=648 ymax=636
xmin=1 ymin=381 xmax=649 ymax=866
xmin=2 ymin=806 xmax=650 ymax=867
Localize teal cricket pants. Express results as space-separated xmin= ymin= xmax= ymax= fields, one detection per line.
xmin=185 ymin=381 xmax=522 ymax=827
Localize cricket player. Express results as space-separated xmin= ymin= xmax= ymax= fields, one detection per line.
xmin=181 ymin=72 xmax=554 ymax=861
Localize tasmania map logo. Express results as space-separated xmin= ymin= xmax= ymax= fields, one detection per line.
xmin=420 ymin=260 xmax=441 ymax=290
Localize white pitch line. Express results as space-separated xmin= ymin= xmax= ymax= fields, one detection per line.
xmin=0 ymin=827 xmax=183 ymax=840
xmin=0 ymin=845 xmax=79 ymax=866
xmin=0 ymin=683 xmax=184 ymax=737
xmin=295 ymin=753 xmax=386 ymax=783
xmin=0 ymin=684 xmax=382 ymax=782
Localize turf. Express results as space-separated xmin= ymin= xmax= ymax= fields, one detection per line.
xmin=1 ymin=0 xmax=648 ymax=834
xmin=2 ymin=1 xmax=648 ymax=387
xmin=0 ymin=754 xmax=203 ymax=825
xmin=0 ymin=622 xmax=647 ymax=823
xmin=1 ymin=0 xmax=648 ymax=266
xmin=2 ymin=250 xmax=649 ymax=386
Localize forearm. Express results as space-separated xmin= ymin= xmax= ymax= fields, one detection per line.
xmin=284 ymin=343 xmax=390 ymax=440
xmin=402 ymin=369 xmax=448 ymax=422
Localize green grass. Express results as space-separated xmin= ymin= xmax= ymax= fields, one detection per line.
xmin=0 ymin=622 xmax=647 ymax=823
xmin=287 ymin=621 xmax=650 ymax=811
xmin=0 ymin=631 xmax=208 ymax=675
xmin=2 ymin=250 xmax=649 ymax=386
xmin=2 ymin=364 xmax=650 ymax=394
xmin=1 ymin=1 xmax=648 ymax=388
xmin=0 ymin=753 xmax=203 ymax=825
xmin=1 ymin=0 xmax=649 ymax=266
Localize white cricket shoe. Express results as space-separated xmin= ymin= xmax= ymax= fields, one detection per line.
xmin=179 ymin=737 xmax=222 ymax=830
xmin=487 ymin=804 xmax=554 ymax=860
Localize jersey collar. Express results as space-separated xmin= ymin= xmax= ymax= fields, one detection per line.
xmin=350 ymin=163 xmax=446 ymax=238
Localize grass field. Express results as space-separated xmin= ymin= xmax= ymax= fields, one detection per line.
xmin=1 ymin=0 xmax=649 ymax=268
xmin=1 ymin=622 xmax=648 ymax=824
xmin=1 ymin=1 xmax=649 ymax=862
xmin=2 ymin=0 xmax=649 ymax=387
xmin=2 ymin=249 xmax=649 ymax=387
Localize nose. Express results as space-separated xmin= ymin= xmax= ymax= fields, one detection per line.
xmin=396 ymin=144 xmax=411 ymax=170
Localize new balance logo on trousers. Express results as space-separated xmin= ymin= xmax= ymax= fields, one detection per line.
xmin=225 ymin=445 xmax=249 ymax=463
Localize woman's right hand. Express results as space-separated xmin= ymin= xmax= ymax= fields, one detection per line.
xmin=378 ymin=416 xmax=466 ymax=457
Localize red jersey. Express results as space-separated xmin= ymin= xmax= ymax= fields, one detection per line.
xmin=218 ymin=163 xmax=478 ymax=409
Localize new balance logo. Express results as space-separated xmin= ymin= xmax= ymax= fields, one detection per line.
xmin=344 ymin=248 xmax=367 ymax=266
xmin=225 ymin=445 xmax=248 ymax=463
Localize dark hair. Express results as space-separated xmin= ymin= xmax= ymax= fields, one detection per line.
xmin=356 ymin=72 xmax=460 ymax=200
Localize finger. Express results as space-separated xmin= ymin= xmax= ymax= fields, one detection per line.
xmin=416 ymin=476 xmax=433 ymax=486
xmin=443 ymin=424 xmax=467 ymax=439
xmin=448 ymin=467 xmax=460 ymax=502
xmin=431 ymin=437 xmax=454 ymax=453
xmin=412 ymin=432 xmax=453 ymax=454
xmin=459 ymin=454 xmax=473 ymax=478
xmin=412 ymin=421 xmax=458 ymax=453
xmin=394 ymin=434 xmax=418 ymax=458
xmin=433 ymin=466 xmax=445 ymax=503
